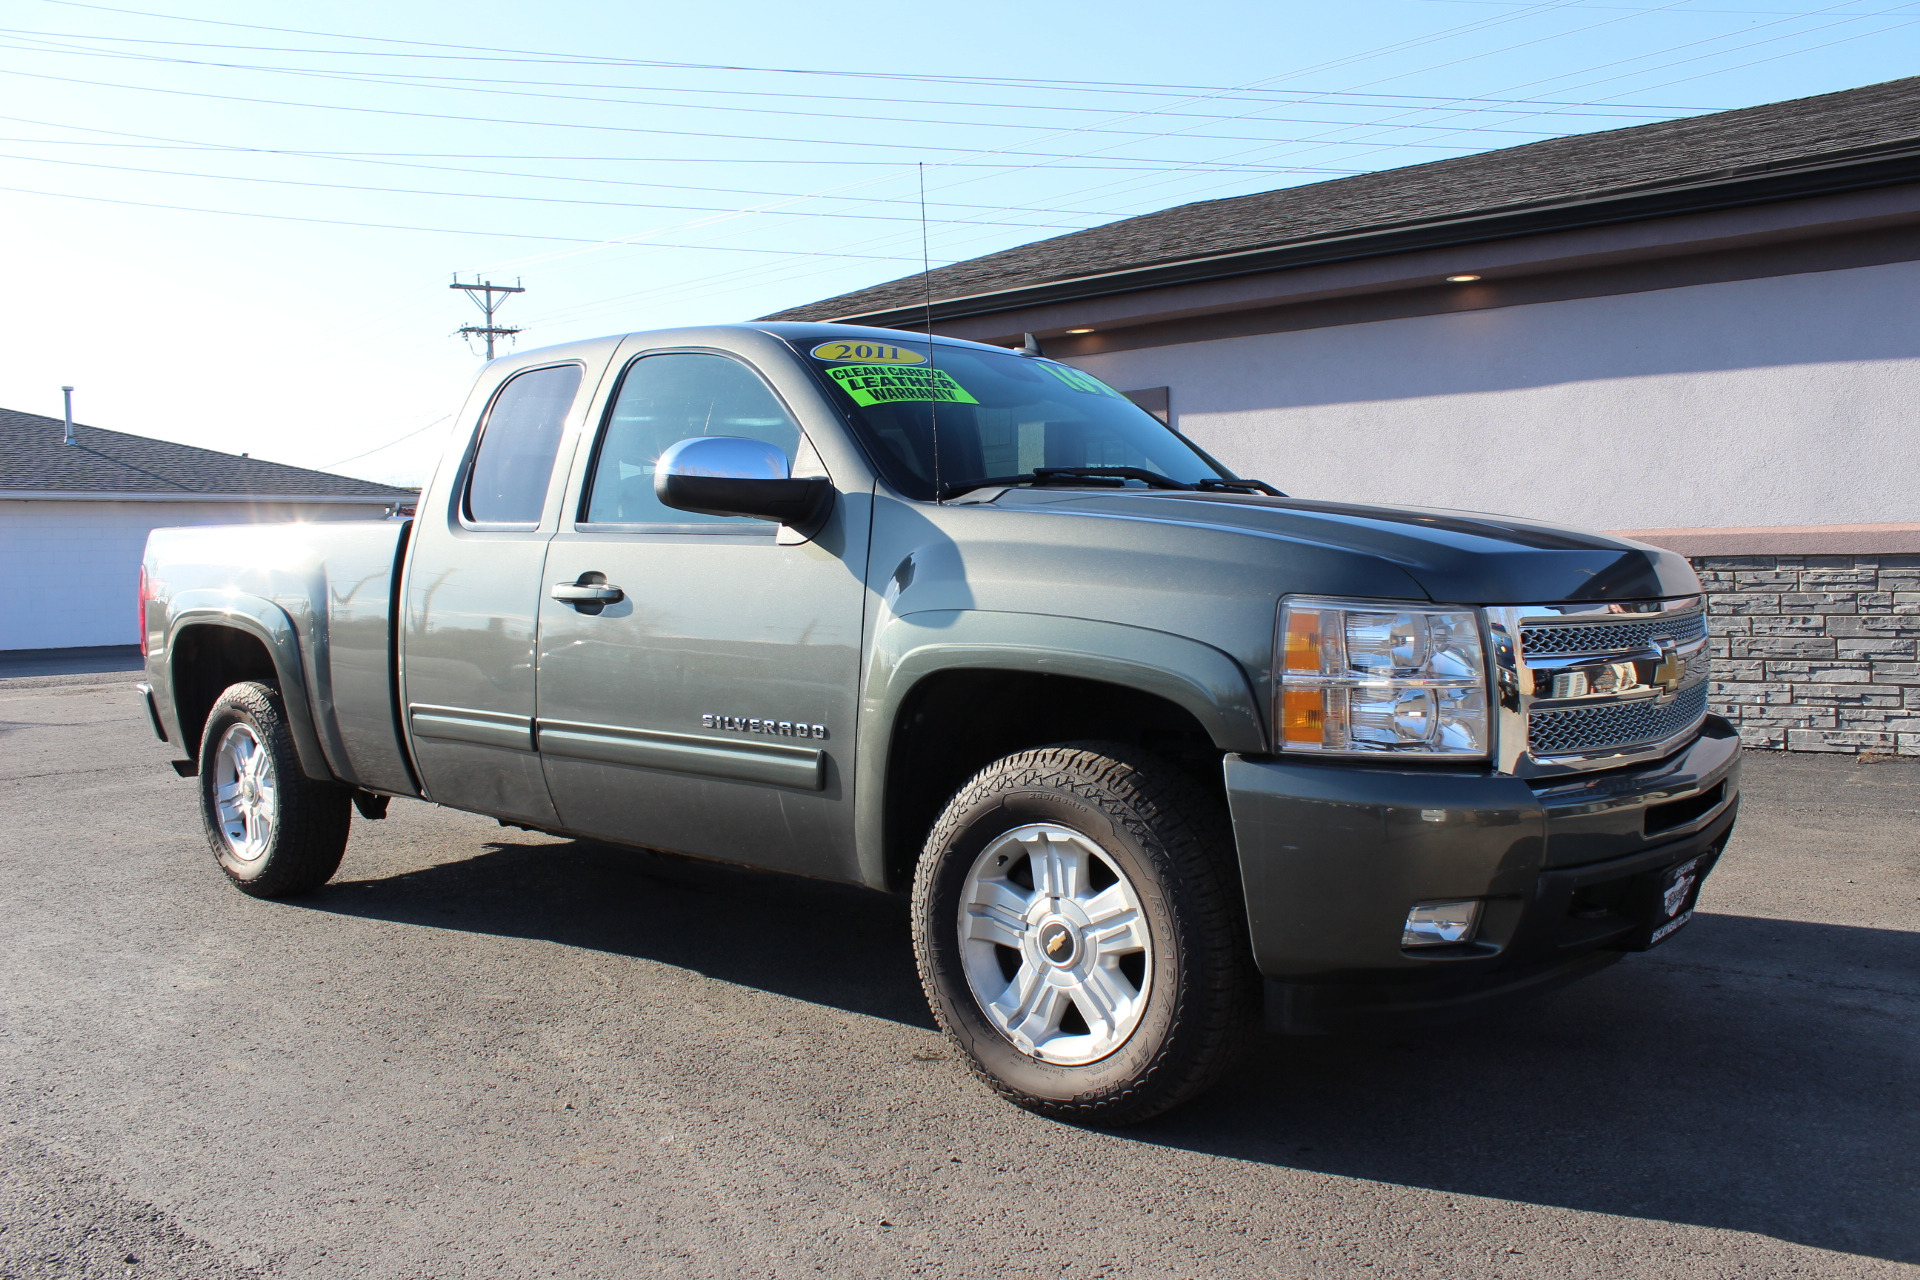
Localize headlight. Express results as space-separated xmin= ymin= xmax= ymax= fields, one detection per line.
xmin=1277 ymin=597 xmax=1489 ymax=757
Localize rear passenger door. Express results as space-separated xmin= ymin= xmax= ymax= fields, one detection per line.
xmin=401 ymin=357 xmax=591 ymax=825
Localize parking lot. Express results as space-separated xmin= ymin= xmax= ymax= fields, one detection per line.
xmin=0 ymin=670 xmax=1914 ymax=1279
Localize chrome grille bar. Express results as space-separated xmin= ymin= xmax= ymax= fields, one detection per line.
xmin=1520 ymin=611 xmax=1709 ymax=657
xmin=1487 ymin=596 xmax=1710 ymax=776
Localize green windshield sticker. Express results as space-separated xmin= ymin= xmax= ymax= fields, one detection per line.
xmin=826 ymin=364 xmax=979 ymax=407
xmin=1040 ymin=363 xmax=1123 ymax=398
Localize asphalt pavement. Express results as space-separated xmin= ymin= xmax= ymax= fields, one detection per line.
xmin=0 ymin=672 xmax=1914 ymax=1279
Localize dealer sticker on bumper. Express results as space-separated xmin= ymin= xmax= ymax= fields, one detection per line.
xmin=1649 ymin=909 xmax=1693 ymax=946
xmin=1649 ymin=857 xmax=1704 ymax=946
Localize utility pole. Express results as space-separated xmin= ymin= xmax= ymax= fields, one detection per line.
xmin=450 ymin=275 xmax=525 ymax=360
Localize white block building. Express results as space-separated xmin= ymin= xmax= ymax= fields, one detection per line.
xmin=1 ymin=407 xmax=412 ymax=651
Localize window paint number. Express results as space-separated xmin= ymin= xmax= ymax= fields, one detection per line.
xmin=809 ymin=340 xmax=925 ymax=366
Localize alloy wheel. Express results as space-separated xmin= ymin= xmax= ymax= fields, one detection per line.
xmin=957 ymin=822 xmax=1153 ymax=1066
xmin=213 ymin=722 xmax=277 ymax=862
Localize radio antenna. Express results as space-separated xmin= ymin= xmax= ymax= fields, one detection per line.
xmin=919 ymin=162 xmax=942 ymax=505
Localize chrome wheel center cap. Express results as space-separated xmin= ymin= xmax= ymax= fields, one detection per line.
xmin=1037 ymin=919 xmax=1079 ymax=968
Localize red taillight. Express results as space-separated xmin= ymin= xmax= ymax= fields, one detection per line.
xmin=137 ymin=566 xmax=149 ymax=657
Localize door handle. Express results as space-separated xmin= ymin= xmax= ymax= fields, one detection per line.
xmin=552 ymin=581 xmax=624 ymax=605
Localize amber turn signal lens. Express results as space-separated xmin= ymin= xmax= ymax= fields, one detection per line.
xmin=1284 ymin=609 xmax=1322 ymax=673
xmin=1282 ymin=689 xmax=1326 ymax=744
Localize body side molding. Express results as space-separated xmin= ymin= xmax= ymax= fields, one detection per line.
xmin=536 ymin=719 xmax=826 ymax=791
xmin=408 ymin=705 xmax=536 ymax=753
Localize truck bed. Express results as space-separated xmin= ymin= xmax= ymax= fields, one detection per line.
xmin=144 ymin=518 xmax=417 ymax=796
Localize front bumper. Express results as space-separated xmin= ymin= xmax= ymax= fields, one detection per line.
xmin=1224 ymin=715 xmax=1739 ymax=1030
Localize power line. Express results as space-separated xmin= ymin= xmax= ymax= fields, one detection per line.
xmin=0 ymin=150 xmax=1099 ymax=229
xmin=0 ymin=25 xmax=1715 ymax=123
xmin=0 ymin=67 xmax=1386 ymax=171
xmin=0 ymin=124 xmax=1302 ymax=171
xmin=321 ymin=414 xmax=450 ymax=468
xmin=519 ymin=0 xmax=1769 ymax=321
xmin=1050 ymin=0 xmax=1915 ymax=224
xmin=466 ymin=1 xmax=1851 ymax=321
xmin=963 ymin=0 xmax=1885 ymax=216
xmin=0 ymin=118 xmax=1172 ymax=213
xmin=1292 ymin=0 xmax=1920 ymax=167
xmin=745 ymin=1 xmax=1617 ymax=229
xmin=1098 ymin=0 xmax=1714 ymax=189
xmin=20 ymin=0 xmax=1728 ymax=110
xmin=0 ymin=34 xmax=1674 ymax=147
xmin=0 ymin=181 xmax=930 ymax=256
xmin=7 ymin=0 xmax=1871 ymax=351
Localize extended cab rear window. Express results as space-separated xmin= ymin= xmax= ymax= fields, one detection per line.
xmin=463 ymin=364 xmax=582 ymax=525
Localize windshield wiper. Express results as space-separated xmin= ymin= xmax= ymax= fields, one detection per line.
xmin=938 ymin=469 xmax=1117 ymax=501
xmin=939 ymin=466 xmax=1283 ymax=501
xmin=1196 ymin=477 xmax=1285 ymax=496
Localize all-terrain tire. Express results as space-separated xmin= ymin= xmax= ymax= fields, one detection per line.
xmin=197 ymin=681 xmax=351 ymax=897
xmin=911 ymin=741 xmax=1258 ymax=1125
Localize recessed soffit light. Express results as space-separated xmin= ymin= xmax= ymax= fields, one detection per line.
xmin=1064 ymin=327 xmax=1096 ymax=334
xmin=1446 ymin=274 xmax=1482 ymax=283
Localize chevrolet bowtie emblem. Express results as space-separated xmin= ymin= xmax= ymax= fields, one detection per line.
xmin=1046 ymin=932 xmax=1069 ymax=957
xmin=1652 ymin=642 xmax=1686 ymax=699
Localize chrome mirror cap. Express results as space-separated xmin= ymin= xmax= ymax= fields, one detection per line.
xmin=656 ymin=435 xmax=790 ymax=482
xmin=653 ymin=435 xmax=832 ymax=530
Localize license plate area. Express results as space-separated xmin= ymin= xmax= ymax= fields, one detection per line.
xmin=1620 ymin=849 xmax=1719 ymax=951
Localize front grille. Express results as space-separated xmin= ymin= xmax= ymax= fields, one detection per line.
xmin=1529 ymin=683 xmax=1708 ymax=757
xmin=1521 ymin=610 xmax=1707 ymax=656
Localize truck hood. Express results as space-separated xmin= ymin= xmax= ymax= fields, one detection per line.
xmin=989 ymin=489 xmax=1699 ymax=604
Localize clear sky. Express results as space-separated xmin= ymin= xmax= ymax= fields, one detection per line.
xmin=4 ymin=0 xmax=1918 ymax=487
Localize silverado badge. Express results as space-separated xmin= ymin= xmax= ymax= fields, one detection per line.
xmin=702 ymin=714 xmax=827 ymax=740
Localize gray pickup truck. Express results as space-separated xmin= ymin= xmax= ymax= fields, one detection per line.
xmin=138 ymin=322 xmax=1739 ymax=1123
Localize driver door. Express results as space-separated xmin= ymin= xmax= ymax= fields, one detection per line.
xmin=534 ymin=346 xmax=867 ymax=879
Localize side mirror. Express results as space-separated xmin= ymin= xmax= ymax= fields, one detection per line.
xmin=654 ymin=436 xmax=833 ymax=529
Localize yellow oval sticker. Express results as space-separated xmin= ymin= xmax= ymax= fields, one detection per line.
xmin=810 ymin=340 xmax=927 ymax=366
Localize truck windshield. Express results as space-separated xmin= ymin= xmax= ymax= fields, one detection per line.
xmin=801 ymin=341 xmax=1231 ymax=501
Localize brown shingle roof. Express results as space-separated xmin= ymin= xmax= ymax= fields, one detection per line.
xmin=766 ymin=75 xmax=1920 ymax=323
xmin=0 ymin=407 xmax=413 ymax=497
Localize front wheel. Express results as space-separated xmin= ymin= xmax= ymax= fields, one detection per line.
xmin=198 ymin=681 xmax=351 ymax=897
xmin=911 ymin=742 xmax=1258 ymax=1124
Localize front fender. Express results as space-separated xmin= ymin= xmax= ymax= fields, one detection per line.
xmin=853 ymin=608 xmax=1266 ymax=886
xmin=161 ymin=590 xmax=335 ymax=782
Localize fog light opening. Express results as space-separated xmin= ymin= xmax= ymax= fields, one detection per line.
xmin=1403 ymin=899 xmax=1483 ymax=948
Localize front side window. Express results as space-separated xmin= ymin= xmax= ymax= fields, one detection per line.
xmin=801 ymin=342 xmax=1227 ymax=500
xmin=583 ymin=352 xmax=802 ymax=526
xmin=464 ymin=364 xmax=582 ymax=525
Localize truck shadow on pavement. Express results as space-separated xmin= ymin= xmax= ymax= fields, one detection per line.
xmin=317 ymin=834 xmax=938 ymax=1029
xmin=308 ymin=836 xmax=1919 ymax=1266
xmin=1160 ymin=909 xmax=1920 ymax=1266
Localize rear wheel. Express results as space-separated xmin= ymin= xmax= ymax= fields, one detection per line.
xmin=197 ymin=681 xmax=350 ymax=897
xmin=911 ymin=742 xmax=1257 ymax=1124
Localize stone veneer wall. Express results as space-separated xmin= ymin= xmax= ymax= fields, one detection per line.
xmin=1693 ymin=554 xmax=1920 ymax=753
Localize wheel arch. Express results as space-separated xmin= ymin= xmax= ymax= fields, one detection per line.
xmin=162 ymin=593 xmax=334 ymax=781
xmin=856 ymin=609 xmax=1266 ymax=892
